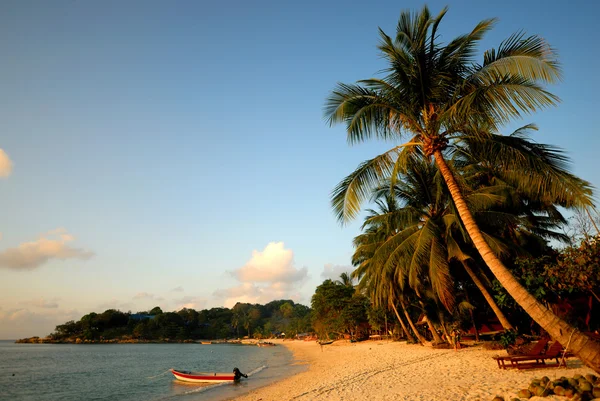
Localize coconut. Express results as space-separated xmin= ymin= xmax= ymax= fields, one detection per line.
xmin=586 ymin=375 xmax=598 ymax=383
xmin=564 ymin=388 xmax=576 ymax=398
xmin=580 ymin=382 xmax=594 ymax=392
xmin=554 ymin=385 xmax=566 ymax=396
xmin=517 ymin=389 xmax=532 ymax=399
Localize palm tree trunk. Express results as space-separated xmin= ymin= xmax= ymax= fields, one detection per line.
xmin=439 ymin=313 xmax=453 ymax=345
xmin=391 ymin=303 xmax=414 ymax=342
xmin=465 ymin=292 xmax=480 ymax=342
xmin=400 ymin=300 xmax=428 ymax=345
xmin=423 ymin=314 xmax=444 ymax=344
xmin=461 ymin=261 xmax=514 ymax=330
xmin=418 ymin=300 xmax=444 ymax=343
xmin=591 ymin=289 xmax=600 ymax=304
xmin=434 ymin=150 xmax=600 ymax=373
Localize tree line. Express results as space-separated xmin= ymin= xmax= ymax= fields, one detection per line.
xmin=50 ymin=300 xmax=311 ymax=342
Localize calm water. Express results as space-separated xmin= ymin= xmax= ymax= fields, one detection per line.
xmin=0 ymin=341 xmax=304 ymax=401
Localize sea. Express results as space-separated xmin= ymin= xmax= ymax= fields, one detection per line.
xmin=0 ymin=340 xmax=305 ymax=401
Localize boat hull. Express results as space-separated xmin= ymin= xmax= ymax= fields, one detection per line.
xmin=170 ymin=369 xmax=235 ymax=383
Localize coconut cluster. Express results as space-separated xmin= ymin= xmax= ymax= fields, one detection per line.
xmin=491 ymin=373 xmax=600 ymax=401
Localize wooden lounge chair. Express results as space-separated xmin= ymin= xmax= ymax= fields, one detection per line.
xmin=508 ymin=341 xmax=569 ymax=370
xmin=493 ymin=338 xmax=549 ymax=369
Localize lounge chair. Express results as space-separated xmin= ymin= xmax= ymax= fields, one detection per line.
xmin=493 ymin=338 xmax=549 ymax=369
xmin=506 ymin=341 xmax=569 ymax=370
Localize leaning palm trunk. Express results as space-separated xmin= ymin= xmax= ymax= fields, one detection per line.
xmin=461 ymin=261 xmax=514 ymax=330
xmin=434 ymin=151 xmax=600 ymax=373
xmin=422 ymin=312 xmax=444 ymax=344
xmin=465 ymin=292 xmax=480 ymax=342
xmin=401 ymin=300 xmax=428 ymax=345
xmin=391 ymin=303 xmax=415 ymax=342
xmin=439 ymin=313 xmax=453 ymax=345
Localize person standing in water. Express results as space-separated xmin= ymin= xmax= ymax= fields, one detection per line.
xmin=233 ymin=367 xmax=247 ymax=381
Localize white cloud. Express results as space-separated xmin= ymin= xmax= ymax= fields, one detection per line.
xmin=321 ymin=263 xmax=354 ymax=281
xmin=214 ymin=242 xmax=309 ymax=307
xmin=132 ymin=292 xmax=164 ymax=301
xmin=21 ymin=298 xmax=59 ymax=309
xmin=173 ymin=296 xmax=206 ymax=311
xmin=0 ymin=307 xmax=80 ymax=339
xmin=0 ymin=149 xmax=13 ymax=178
xmin=170 ymin=286 xmax=184 ymax=292
xmin=0 ymin=228 xmax=94 ymax=270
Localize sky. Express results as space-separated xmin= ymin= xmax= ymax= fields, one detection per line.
xmin=1 ymin=0 xmax=599 ymax=339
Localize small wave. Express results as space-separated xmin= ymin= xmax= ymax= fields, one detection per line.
xmin=180 ymin=381 xmax=229 ymax=395
xmin=246 ymin=365 xmax=267 ymax=377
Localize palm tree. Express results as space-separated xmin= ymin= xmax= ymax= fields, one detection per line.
xmin=352 ymin=199 xmax=427 ymax=344
xmin=367 ymin=156 xmax=517 ymax=330
xmin=325 ymin=6 xmax=599 ymax=371
xmin=336 ymin=272 xmax=355 ymax=287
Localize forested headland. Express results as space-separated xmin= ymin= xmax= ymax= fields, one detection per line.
xmin=16 ymin=300 xmax=312 ymax=344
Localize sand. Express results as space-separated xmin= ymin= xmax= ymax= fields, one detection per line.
xmin=231 ymin=339 xmax=597 ymax=401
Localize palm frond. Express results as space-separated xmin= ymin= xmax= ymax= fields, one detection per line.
xmin=482 ymin=32 xmax=562 ymax=84
xmin=331 ymin=148 xmax=401 ymax=223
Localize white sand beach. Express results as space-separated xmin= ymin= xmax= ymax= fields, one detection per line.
xmin=232 ymin=339 xmax=596 ymax=401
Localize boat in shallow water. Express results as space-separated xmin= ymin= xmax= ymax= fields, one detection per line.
xmin=169 ymin=369 xmax=235 ymax=383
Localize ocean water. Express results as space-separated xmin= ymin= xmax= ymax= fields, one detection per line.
xmin=0 ymin=341 xmax=304 ymax=401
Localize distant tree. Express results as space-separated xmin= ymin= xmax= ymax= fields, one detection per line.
xmin=312 ymin=279 xmax=369 ymax=339
xmin=149 ymin=306 xmax=163 ymax=315
xmin=279 ymin=302 xmax=294 ymax=319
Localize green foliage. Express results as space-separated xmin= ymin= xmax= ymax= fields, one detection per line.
xmin=552 ymin=235 xmax=600 ymax=297
xmin=496 ymin=329 xmax=518 ymax=349
xmin=311 ymin=279 xmax=370 ymax=339
xmin=492 ymin=236 xmax=600 ymax=331
xmin=149 ymin=306 xmax=163 ymax=315
xmin=50 ymin=300 xmax=312 ymax=342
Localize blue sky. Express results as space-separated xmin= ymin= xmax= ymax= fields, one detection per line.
xmin=1 ymin=0 xmax=598 ymax=338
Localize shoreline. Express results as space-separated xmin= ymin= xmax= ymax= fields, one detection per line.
xmin=13 ymin=337 xmax=250 ymax=345
xmin=229 ymin=339 xmax=596 ymax=401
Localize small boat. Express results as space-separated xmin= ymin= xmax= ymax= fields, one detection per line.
xmin=257 ymin=341 xmax=276 ymax=347
xmin=169 ymin=369 xmax=235 ymax=383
